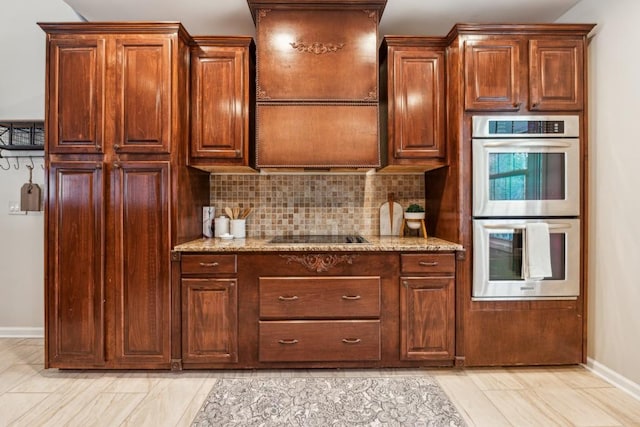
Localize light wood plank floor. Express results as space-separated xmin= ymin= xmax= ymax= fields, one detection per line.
xmin=1 ymin=338 xmax=639 ymax=426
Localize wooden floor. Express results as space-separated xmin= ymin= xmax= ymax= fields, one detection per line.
xmin=1 ymin=338 xmax=639 ymax=426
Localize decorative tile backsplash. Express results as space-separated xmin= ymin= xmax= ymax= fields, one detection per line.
xmin=209 ymin=173 xmax=424 ymax=237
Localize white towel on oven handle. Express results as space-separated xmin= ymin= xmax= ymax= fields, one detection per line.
xmin=522 ymin=222 xmax=553 ymax=280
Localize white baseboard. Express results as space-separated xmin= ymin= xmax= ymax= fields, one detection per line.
xmin=0 ymin=327 xmax=44 ymax=338
xmin=585 ymin=357 xmax=640 ymax=401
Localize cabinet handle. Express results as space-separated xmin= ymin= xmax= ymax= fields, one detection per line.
xmin=531 ymin=102 xmax=539 ymax=109
xmin=235 ymin=149 xmax=241 ymax=157
xmin=402 ymin=281 xmax=409 ymax=288
xmin=341 ymin=295 xmax=361 ymax=300
xmin=342 ymin=338 xmax=361 ymax=344
xmin=419 ymin=261 xmax=438 ymax=267
xmin=113 ymin=163 xmax=120 ymax=169
xmin=513 ymin=102 xmax=522 ymax=109
xmin=95 ymin=163 xmax=102 ymax=169
xmin=199 ymin=262 xmax=219 ymax=267
xmin=114 ymin=144 xmax=120 ymax=151
xmin=278 ymin=339 xmax=299 ymax=345
xmin=278 ymin=295 xmax=299 ymax=301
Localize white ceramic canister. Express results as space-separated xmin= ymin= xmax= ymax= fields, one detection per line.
xmin=214 ymin=215 xmax=230 ymax=237
xmin=230 ymin=219 xmax=246 ymax=239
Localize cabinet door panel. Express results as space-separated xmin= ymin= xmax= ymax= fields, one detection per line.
xmin=400 ymin=277 xmax=454 ymax=360
xmin=464 ymin=39 xmax=521 ymax=111
xmin=529 ymin=39 xmax=584 ymax=111
xmin=113 ymin=162 xmax=171 ymax=365
xmin=256 ymin=104 xmax=379 ymax=168
xmin=182 ymin=279 xmax=238 ymax=363
xmin=47 ymin=162 xmax=105 ymax=367
xmin=191 ymin=48 xmax=246 ymax=159
xmin=256 ymin=8 xmax=378 ymax=101
xmin=391 ymin=49 xmax=445 ymax=160
xmin=48 ymin=37 xmax=105 ymax=153
xmin=115 ymin=37 xmax=172 ymax=153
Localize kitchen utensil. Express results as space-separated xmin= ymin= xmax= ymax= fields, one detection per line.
xmin=379 ymin=193 xmax=402 ymax=236
xmin=233 ymin=207 xmax=240 ymax=220
xmin=225 ymin=206 xmax=234 ymax=219
xmin=20 ymin=165 xmax=41 ymax=212
xmin=241 ymin=207 xmax=252 ymax=219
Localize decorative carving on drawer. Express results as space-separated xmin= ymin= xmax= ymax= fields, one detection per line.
xmin=280 ymin=254 xmax=358 ymax=273
xmin=290 ymin=41 xmax=345 ymax=55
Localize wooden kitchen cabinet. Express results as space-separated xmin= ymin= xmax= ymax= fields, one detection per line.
xmin=464 ymin=35 xmax=585 ymax=112
xmin=399 ymin=254 xmax=455 ymax=360
xmin=180 ymin=254 xmax=239 ymax=365
xmin=189 ymin=37 xmax=255 ymax=171
xmin=41 ymin=23 xmax=209 ymax=369
xmin=182 ymin=279 xmax=238 ymax=364
xmin=381 ymin=37 xmax=447 ymax=169
xmin=46 ymin=161 xmax=105 ymax=367
xmin=172 ymin=251 xmax=459 ymax=369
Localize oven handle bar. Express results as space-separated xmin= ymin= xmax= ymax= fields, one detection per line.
xmin=481 ymin=140 xmax=573 ymax=148
xmin=482 ymin=223 xmax=573 ymax=230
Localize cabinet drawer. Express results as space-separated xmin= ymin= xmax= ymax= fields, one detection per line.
xmin=259 ymin=277 xmax=380 ymax=319
xmin=400 ymin=253 xmax=455 ymax=274
xmin=259 ymin=320 xmax=380 ymax=362
xmin=181 ymin=254 xmax=237 ymax=275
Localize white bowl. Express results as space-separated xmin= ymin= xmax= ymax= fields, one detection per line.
xmin=220 ymin=233 xmax=234 ymax=240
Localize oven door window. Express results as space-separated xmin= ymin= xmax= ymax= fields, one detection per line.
xmin=489 ymin=230 xmax=566 ymax=281
xmin=489 ymin=152 xmax=565 ymax=201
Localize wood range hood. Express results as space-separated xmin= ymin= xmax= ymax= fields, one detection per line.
xmin=247 ymin=0 xmax=387 ymax=170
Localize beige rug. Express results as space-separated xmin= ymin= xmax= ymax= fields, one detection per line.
xmin=192 ymin=376 xmax=466 ymax=426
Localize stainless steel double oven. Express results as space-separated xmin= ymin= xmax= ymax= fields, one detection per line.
xmin=472 ymin=115 xmax=581 ymax=300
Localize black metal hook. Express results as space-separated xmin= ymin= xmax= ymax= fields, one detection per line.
xmin=0 ymin=156 xmax=9 ymax=171
xmin=12 ymin=157 xmax=19 ymax=170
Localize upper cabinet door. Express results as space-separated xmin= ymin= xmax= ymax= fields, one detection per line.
xmin=191 ymin=46 xmax=248 ymax=160
xmin=464 ymin=39 xmax=522 ymax=111
xmin=48 ymin=37 xmax=106 ymax=154
xmin=391 ymin=48 xmax=446 ymax=160
xmin=114 ymin=36 xmax=172 ymax=154
xmin=529 ymin=39 xmax=584 ymax=111
xmin=255 ymin=8 xmax=379 ymax=101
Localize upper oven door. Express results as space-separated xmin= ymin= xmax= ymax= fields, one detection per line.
xmin=472 ymin=137 xmax=580 ymax=217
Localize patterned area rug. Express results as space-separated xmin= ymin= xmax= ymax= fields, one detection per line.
xmin=192 ymin=376 xmax=466 ymax=426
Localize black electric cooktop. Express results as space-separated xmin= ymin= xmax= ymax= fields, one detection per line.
xmin=268 ymin=234 xmax=369 ymax=244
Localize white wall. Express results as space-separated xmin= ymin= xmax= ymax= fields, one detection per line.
xmin=559 ymin=1 xmax=640 ymax=389
xmin=0 ymin=0 xmax=80 ymax=335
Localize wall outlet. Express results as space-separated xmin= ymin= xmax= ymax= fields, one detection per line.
xmin=8 ymin=201 xmax=26 ymax=215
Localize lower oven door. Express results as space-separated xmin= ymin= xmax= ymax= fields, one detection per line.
xmin=473 ymin=218 xmax=580 ymax=300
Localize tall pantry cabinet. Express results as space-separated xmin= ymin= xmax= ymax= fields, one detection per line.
xmin=40 ymin=23 xmax=209 ymax=369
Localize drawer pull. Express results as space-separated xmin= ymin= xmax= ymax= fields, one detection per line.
xmin=341 ymin=295 xmax=361 ymax=300
xmin=278 ymin=339 xmax=299 ymax=345
xmin=278 ymin=295 xmax=299 ymax=301
xmin=199 ymin=262 xmax=220 ymax=267
xmin=342 ymin=338 xmax=362 ymax=344
xmin=419 ymin=261 xmax=439 ymax=267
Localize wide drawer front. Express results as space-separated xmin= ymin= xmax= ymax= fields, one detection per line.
xmin=259 ymin=277 xmax=380 ymax=319
xmin=181 ymin=254 xmax=237 ymax=275
xmin=259 ymin=320 xmax=381 ymax=362
xmin=400 ymin=253 xmax=455 ymax=274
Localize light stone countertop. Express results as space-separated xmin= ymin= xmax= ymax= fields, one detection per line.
xmin=173 ymin=236 xmax=463 ymax=252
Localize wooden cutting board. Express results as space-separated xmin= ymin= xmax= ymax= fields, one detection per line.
xmin=379 ymin=193 xmax=403 ymax=236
